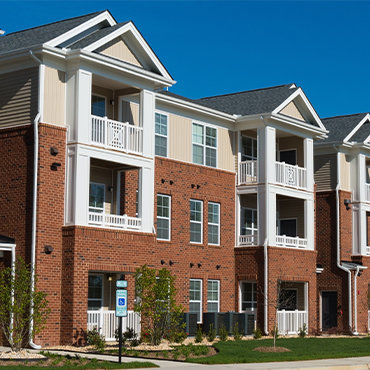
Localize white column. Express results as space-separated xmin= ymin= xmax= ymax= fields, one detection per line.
xmin=304 ymin=138 xmax=314 ymax=192
xmin=74 ymin=148 xmax=90 ymax=226
xmin=140 ymin=89 xmax=155 ymax=158
xmin=236 ymin=194 xmax=241 ymax=246
xmin=267 ymin=189 xmax=276 ymax=245
xmin=358 ymin=205 xmax=367 ymax=255
xmin=358 ymin=154 xmax=366 ymax=202
xmin=258 ymin=126 xmax=276 ymax=184
xmin=139 ymin=166 xmax=154 ymax=233
xmin=304 ymin=198 xmax=315 ymax=250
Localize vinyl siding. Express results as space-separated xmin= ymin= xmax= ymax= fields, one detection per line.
xmin=168 ymin=113 xmax=192 ymax=163
xmin=90 ymin=167 xmax=114 ymax=215
xmin=279 ymin=101 xmax=305 ymax=121
xmin=278 ymin=136 xmax=304 ymax=167
xmin=0 ymin=67 xmax=38 ymax=127
xmin=121 ymin=100 xmax=139 ymax=126
xmin=314 ymin=153 xmax=337 ymax=192
xmin=278 ymin=198 xmax=305 ymax=238
xmin=218 ymin=128 xmax=234 ymax=172
xmin=339 ymin=152 xmax=351 ymax=191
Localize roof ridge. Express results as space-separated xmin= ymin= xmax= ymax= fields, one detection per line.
xmin=4 ymin=10 xmax=105 ymax=37
xmin=322 ymin=113 xmax=368 ymax=120
xmin=197 ymin=83 xmax=295 ymax=101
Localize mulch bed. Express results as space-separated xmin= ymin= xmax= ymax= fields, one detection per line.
xmin=253 ymin=346 xmax=291 ymax=353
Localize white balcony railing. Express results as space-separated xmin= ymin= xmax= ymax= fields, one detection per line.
xmin=87 ymin=310 xmax=141 ymax=341
xmin=275 ymin=162 xmax=307 ymax=189
xmin=88 ymin=211 xmax=141 ymax=230
xmin=91 ymin=115 xmax=143 ymax=155
xmin=276 ymin=235 xmax=308 ymax=249
xmin=277 ymin=310 xmax=307 ymax=335
xmin=238 ymin=160 xmax=257 ymax=185
xmin=366 ymin=183 xmax=370 ymax=202
xmin=238 ymin=234 xmax=258 ymax=246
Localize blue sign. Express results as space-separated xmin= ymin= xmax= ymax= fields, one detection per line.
xmin=116 ymin=280 xmax=128 ymax=288
xmin=116 ymin=289 xmax=127 ymax=317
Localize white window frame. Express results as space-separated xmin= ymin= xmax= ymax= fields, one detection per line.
xmin=88 ymin=273 xmax=104 ymax=311
xmin=239 ymin=281 xmax=257 ymax=312
xmin=91 ymin=93 xmax=107 ymax=118
xmin=207 ymin=279 xmax=220 ymax=312
xmin=190 ymin=199 xmax=203 ymax=244
xmin=241 ymin=135 xmax=257 ymax=161
xmin=89 ymin=182 xmax=105 ymax=213
xmin=192 ymin=122 xmax=218 ymax=168
xmin=278 ymin=287 xmax=298 ymax=311
xmin=208 ymin=202 xmax=220 ymax=246
xmin=189 ymin=279 xmax=202 ymax=323
xmin=157 ymin=194 xmax=171 ymax=241
xmin=240 ymin=207 xmax=258 ymax=236
xmin=155 ymin=111 xmax=169 ymax=158
xmin=278 ymin=217 xmax=298 ymax=237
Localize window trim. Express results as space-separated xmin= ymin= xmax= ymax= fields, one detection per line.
xmin=240 ymin=207 xmax=258 ymax=236
xmin=278 ymin=217 xmax=298 ymax=237
xmin=89 ymin=182 xmax=106 ymax=213
xmin=191 ymin=121 xmax=218 ymax=168
xmin=278 ymin=288 xmax=298 ymax=311
xmin=88 ymin=273 xmax=104 ymax=311
xmin=207 ymin=279 xmax=220 ymax=312
xmin=239 ymin=280 xmax=257 ymax=313
xmin=208 ymin=202 xmax=220 ymax=246
xmin=189 ymin=278 xmax=203 ymax=323
xmin=190 ymin=199 xmax=203 ymax=244
xmin=157 ymin=194 xmax=171 ymax=241
xmin=155 ymin=110 xmax=169 ymax=158
xmin=241 ymin=135 xmax=258 ymax=162
xmin=91 ymin=93 xmax=107 ymax=118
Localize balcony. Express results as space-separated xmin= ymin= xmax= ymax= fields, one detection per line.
xmin=366 ymin=183 xmax=370 ymax=202
xmin=238 ymin=160 xmax=257 ymax=185
xmin=277 ymin=310 xmax=308 ymax=335
xmin=238 ymin=233 xmax=258 ymax=246
xmin=275 ymin=161 xmax=307 ymax=189
xmin=276 ymin=235 xmax=307 ymax=249
xmin=88 ymin=211 xmax=141 ymax=230
xmin=91 ymin=115 xmax=143 ymax=155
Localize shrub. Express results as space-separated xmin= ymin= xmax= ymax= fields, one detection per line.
xmin=195 ymin=326 xmax=203 ymax=343
xmin=169 ymin=328 xmax=187 ymax=344
xmin=299 ymin=323 xmax=307 ymax=338
xmin=219 ymin=324 xmax=228 ymax=341
xmin=86 ymin=328 xmax=106 ymax=353
xmin=253 ymin=327 xmax=262 ymax=339
xmin=233 ymin=322 xmax=242 ymax=341
xmin=207 ymin=323 xmax=216 ymax=342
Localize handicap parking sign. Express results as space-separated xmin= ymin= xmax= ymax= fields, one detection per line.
xmin=116 ymin=290 xmax=127 ymax=317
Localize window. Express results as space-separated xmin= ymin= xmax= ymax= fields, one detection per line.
xmin=89 ymin=183 xmax=105 ymax=213
xmin=207 ymin=280 xmax=220 ymax=312
xmin=155 ymin=112 xmax=168 ymax=157
xmin=192 ymin=123 xmax=217 ymax=167
xmin=278 ymin=289 xmax=297 ymax=310
xmin=157 ymin=194 xmax=170 ymax=240
xmin=241 ymin=208 xmax=258 ymax=236
xmin=241 ymin=136 xmax=257 ymax=161
xmin=91 ymin=95 xmax=106 ymax=117
xmin=240 ymin=281 xmax=256 ymax=312
xmin=279 ymin=149 xmax=297 ymax=165
xmin=189 ymin=279 xmax=202 ymax=322
xmin=190 ymin=200 xmax=203 ymax=243
xmin=279 ymin=218 xmax=297 ymax=237
xmin=88 ymin=274 xmax=103 ymax=310
xmin=208 ymin=202 xmax=220 ymax=245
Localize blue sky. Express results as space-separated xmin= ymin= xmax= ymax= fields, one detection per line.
xmin=1 ymin=1 xmax=369 ymax=118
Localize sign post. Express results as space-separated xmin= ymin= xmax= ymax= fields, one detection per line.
xmin=116 ymin=279 xmax=128 ymax=364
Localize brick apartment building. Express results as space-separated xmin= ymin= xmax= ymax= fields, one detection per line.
xmin=0 ymin=10 xmax=368 ymax=347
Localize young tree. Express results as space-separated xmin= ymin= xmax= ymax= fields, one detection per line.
xmin=134 ymin=265 xmax=184 ymax=345
xmin=0 ymin=257 xmax=50 ymax=351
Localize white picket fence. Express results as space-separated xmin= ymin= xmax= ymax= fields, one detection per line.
xmin=91 ymin=115 xmax=143 ymax=155
xmin=87 ymin=310 xmax=141 ymax=341
xmin=88 ymin=211 xmax=141 ymax=230
xmin=238 ymin=160 xmax=258 ymax=185
xmin=277 ymin=310 xmax=307 ymax=335
xmin=275 ymin=161 xmax=307 ymax=189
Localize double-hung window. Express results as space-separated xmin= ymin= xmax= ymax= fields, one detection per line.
xmin=207 ymin=280 xmax=220 ymax=312
xmin=157 ymin=194 xmax=171 ymax=240
xmin=192 ymin=123 xmax=217 ymax=167
xmin=208 ymin=202 xmax=220 ymax=245
xmin=240 ymin=208 xmax=257 ymax=236
xmin=88 ymin=274 xmax=103 ymax=310
xmin=241 ymin=136 xmax=257 ymax=161
xmin=155 ymin=112 xmax=168 ymax=157
xmin=89 ymin=183 xmax=105 ymax=213
xmin=91 ymin=95 xmax=106 ymax=117
xmin=240 ymin=281 xmax=256 ymax=312
xmin=190 ymin=200 xmax=203 ymax=243
xmin=189 ymin=279 xmax=202 ymax=323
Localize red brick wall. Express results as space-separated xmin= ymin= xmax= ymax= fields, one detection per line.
xmin=120 ymin=169 xmax=138 ymax=217
xmin=339 ymin=190 xmax=353 ymax=261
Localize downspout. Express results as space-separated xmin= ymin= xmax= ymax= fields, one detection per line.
xmin=29 ymin=50 xmax=42 ymax=349
xmin=263 ymin=237 xmax=269 ymax=335
xmin=353 ymin=266 xmax=360 ymax=335
xmin=333 ymin=146 xmax=353 ymax=333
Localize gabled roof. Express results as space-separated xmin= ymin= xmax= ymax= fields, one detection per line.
xmin=0 ymin=11 xmax=105 ymax=53
xmin=321 ymin=113 xmax=369 ymax=144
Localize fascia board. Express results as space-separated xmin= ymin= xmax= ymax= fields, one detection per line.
xmin=84 ymin=22 xmax=173 ymax=82
xmin=272 ymin=88 xmax=326 ymax=131
xmin=46 ymin=11 xmax=116 ymax=48
xmin=315 ymin=141 xmax=353 ymax=149
xmin=155 ymin=93 xmax=235 ymax=122
xmin=343 ymin=113 xmax=370 ymax=143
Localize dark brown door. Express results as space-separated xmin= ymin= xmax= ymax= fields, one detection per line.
xmin=322 ymin=291 xmax=337 ymax=331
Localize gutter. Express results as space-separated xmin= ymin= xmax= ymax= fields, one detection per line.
xmin=29 ymin=50 xmax=42 ymax=350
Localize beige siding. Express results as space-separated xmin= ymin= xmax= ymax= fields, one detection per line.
xmin=98 ymin=37 xmax=142 ymax=67
xmin=340 ymin=153 xmax=351 ymax=191
xmin=314 ymin=153 xmax=337 ymax=191
xmin=90 ymin=167 xmax=113 ymax=214
xmin=278 ymin=136 xmax=304 ymax=167
xmin=121 ymin=100 xmax=139 ymax=126
xmin=278 ymin=198 xmax=305 ymax=238
xmin=168 ymin=113 xmax=192 ymax=162
xmin=0 ymin=67 xmax=38 ymax=127
xmin=279 ymin=101 xmax=305 ymax=121
xmin=218 ymin=128 xmax=235 ymax=172
xmin=43 ymin=66 xmax=65 ymax=126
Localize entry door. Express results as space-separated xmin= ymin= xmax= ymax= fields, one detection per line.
xmin=322 ymin=291 xmax=337 ymax=331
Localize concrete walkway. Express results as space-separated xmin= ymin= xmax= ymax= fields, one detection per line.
xmin=2 ymin=346 xmax=370 ymax=369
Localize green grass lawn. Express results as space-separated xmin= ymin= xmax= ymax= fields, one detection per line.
xmin=189 ymin=337 xmax=370 ymax=364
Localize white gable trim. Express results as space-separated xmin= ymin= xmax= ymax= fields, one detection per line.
xmin=344 ymin=113 xmax=370 ymax=144
xmin=272 ymin=88 xmax=326 ymax=131
xmin=83 ymin=22 xmax=172 ymax=81
xmin=46 ymin=11 xmax=116 ymax=48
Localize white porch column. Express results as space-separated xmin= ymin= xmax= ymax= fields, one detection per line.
xmin=358 ymin=205 xmax=367 ymax=255
xmin=304 ymin=138 xmax=314 ymax=192
xmin=304 ymin=198 xmax=315 ymax=250
xmin=236 ymin=193 xmax=241 ymax=246
xmin=140 ymin=89 xmax=155 ymax=158
xmin=259 ymin=186 xmax=276 ymax=245
xmin=357 ymin=154 xmax=366 ymax=202
xmin=258 ymin=126 xmax=276 ymax=184
xmin=139 ymin=165 xmax=154 ymax=233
